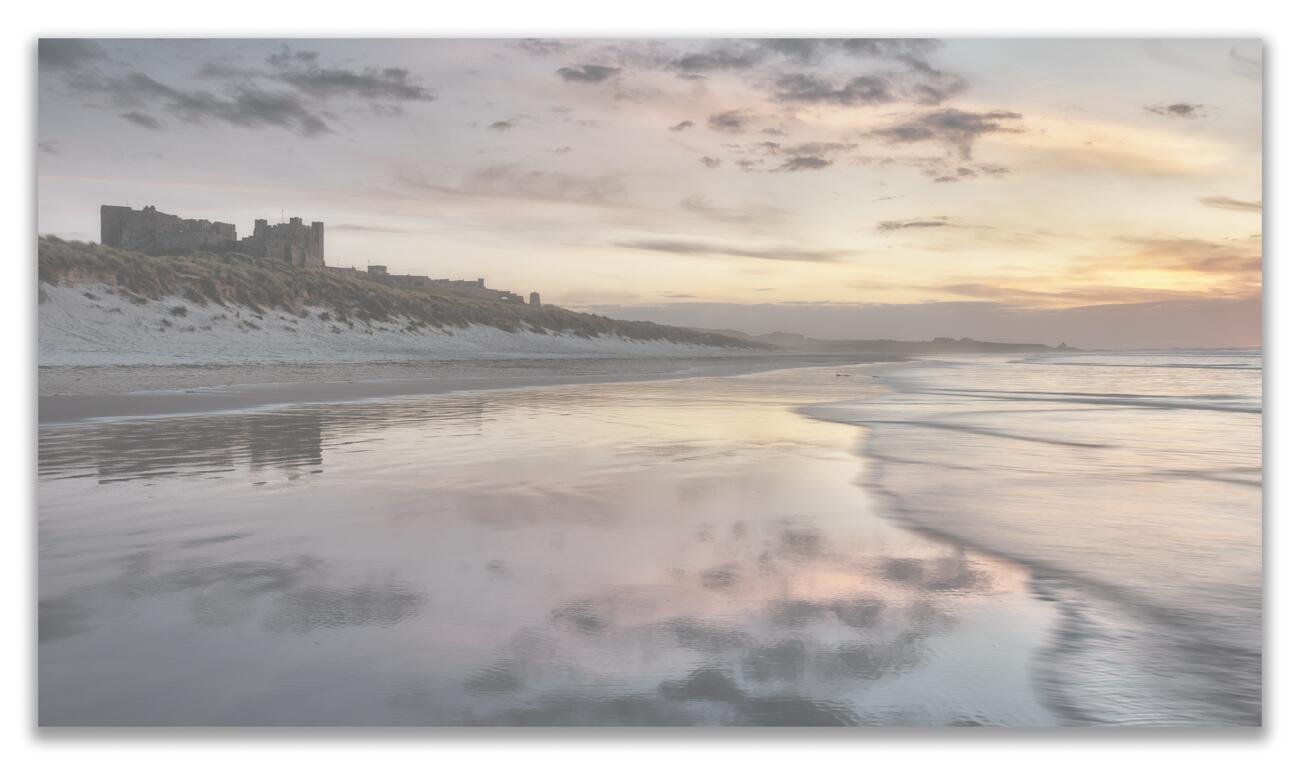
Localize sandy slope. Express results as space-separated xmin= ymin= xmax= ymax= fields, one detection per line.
xmin=39 ymin=284 xmax=755 ymax=366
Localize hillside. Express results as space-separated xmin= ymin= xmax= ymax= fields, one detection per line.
xmin=37 ymin=237 xmax=766 ymax=365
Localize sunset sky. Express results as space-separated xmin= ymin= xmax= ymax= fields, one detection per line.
xmin=36 ymin=38 xmax=1262 ymax=347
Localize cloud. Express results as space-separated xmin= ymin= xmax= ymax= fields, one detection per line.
xmin=556 ymin=64 xmax=621 ymax=83
xmin=38 ymin=39 xmax=106 ymax=72
xmin=869 ymin=109 xmax=1022 ymax=159
xmin=699 ymin=156 xmax=722 ymax=169
xmin=1199 ymin=196 xmax=1261 ymax=213
xmin=255 ymin=45 xmax=435 ymax=104
xmin=771 ymin=73 xmax=894 ymax=105
xmin=1145 ymin=102 xmax=1205 ymax=119
xmin=720 ymin=140 xmax=856 ymax=172
xmin=50 ymin=44 xmax=437 ymax=137
xmin=669 ymin=120 xmax=695 ymax=131
xmin=89 ymin=73 xmax=332 ymax=136
xmin=1110 ymin=236 xmax=1261 ymax=275
xmin=489 ymin=119 xmax=517 ymax=130
xmin=120 ymin=111 xmax=164 ymax=129
xmin=877 ymin=217 xmax=952 ymax=233
xmin=707 ymin=110 xmax=752 ymax=133
xmin=38 ymin=139 xmax=60 ymax=155
xmin=615 ymin=238 xmax=848 ymax=262
xmin=514 ymin=39 xmax=574 ymax=56
xmin=777 ymin=156 xmax=832 ymax=172
xmin=274 ymin=66 xmax=435 ymax=102
xmin=670 ymin=45 xmax=767 ymax=74
xmin=678 ymin=195 xmax=789 ymax=226
xmin=437 ymin=164 xmax=627 ymax=205
xmin=266 ymin=47 xmax=320 ymax=68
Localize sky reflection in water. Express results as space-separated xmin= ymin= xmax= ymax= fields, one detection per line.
xmin=38 ymin=368 xmax=1055 ymax=726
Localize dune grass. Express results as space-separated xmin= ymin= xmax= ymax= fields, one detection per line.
xmin=38 ymin=237 xmax=766 ymax=349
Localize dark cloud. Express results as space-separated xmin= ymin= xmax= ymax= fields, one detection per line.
xmin=669 ymin=120 xmax=695 ymax=131
xmin=273 ymin=65 xmax=434 ymax=102
xmin=514 ymin=39 xmax=574 ymax=56
xmin=756 ymin=38 xmax=943 ymax=65
xmin=1199 ymin=196 xmax=1261 ymax=212
xmin=699 ymin=156 xmax=722 ymax=169
xmin=556 ymin=64 xmax=621 ymax=83
xmin=771 ymin=73 xmax=894 ymax=106
xmin=266 ymin=47 xmax=320 ymax=68
xmin=928 ymin=163 xmax=1010 ymax=183
xmin=720 ymin=140 xmax=856 ymax=172
xmin=707 ymin=110 xmax=752 ymax=133
xmin=877 ymin=217 xmax=953 ymax=233
xmin=49 ymin=44 xmax=435 ymax=137
xmin=489 ymin=119 xmax=516 ymax=131
xmin=670 ymin=45 xmax=767 ymax=74
xmin=120 ymin=111 xmax=164 ymax=129
xmin=1145 ymin=102 xmax=1205 ymax=119
xmin=38 ymin=39 xmax=106 ymax=72
xmin=777 ymin=156 xmax=832 ymax=172
xmin=89 ymin=73 xmax=332 ymax=136
xmin=664 ymin=39 xmax=946 ymax=76
xmin=869 ymin=109 xmax=1023 ymax=159
xmin=615 ymin=238 xmax=848 ymax=262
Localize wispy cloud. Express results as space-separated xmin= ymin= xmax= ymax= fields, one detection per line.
xmin=877 ymin=217 xmax=953 ymax=233
xmin=1199 ymin=196 xmax=1261 ymax=212
xmin=615 ymin=238 xmax=849 ymax=262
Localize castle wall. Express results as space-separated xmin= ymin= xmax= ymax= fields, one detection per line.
xmin=100 ymin=205 xmax=237 ymax=255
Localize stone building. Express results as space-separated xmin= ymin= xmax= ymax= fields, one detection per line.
xmin=99 ymin=205 xmax=237 ymax=255
xmin=529 ymin=292 xmax=541 ymax=307
xmin=239 ymin=217 xmax=324 ymax=268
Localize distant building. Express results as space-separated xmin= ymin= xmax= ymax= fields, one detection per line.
xmin=99 ymin=205 xmax=237 ymax=255
xmin=240 ymin=217 xmax=324 ymax=268
xmin=529 ymin=291 xmax=541 ymax=307
xmin=367 ymin=264 xmax=388 ymax=275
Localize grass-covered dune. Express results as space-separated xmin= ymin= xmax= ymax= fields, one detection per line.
xmin=38 ymin=237 xmax=764 ymax=350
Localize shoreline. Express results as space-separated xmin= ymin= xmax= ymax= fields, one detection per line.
xmin=38 ymin=353 xmax=902 ymax=424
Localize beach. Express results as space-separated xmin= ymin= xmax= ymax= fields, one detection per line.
xmin=36 ymin=351 xmax=1261 ymax=725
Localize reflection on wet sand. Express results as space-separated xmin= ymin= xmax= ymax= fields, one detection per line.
xmin=39 ymin=368 xmax=1056 ymax=726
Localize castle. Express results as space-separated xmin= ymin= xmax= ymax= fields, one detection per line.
xmin=241 ymin=217 xmax=324 ymax=268
xmin=100 ymin=205 xmax=237 ymax=255
xmin=99 ymin=203 xmax=537 ymax=305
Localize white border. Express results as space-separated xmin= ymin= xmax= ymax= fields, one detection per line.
xmin=4 ymin=1 xmax=1293 ymax=761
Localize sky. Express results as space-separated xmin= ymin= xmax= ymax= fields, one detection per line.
xmin=36 ymin=38 xmax=1262 ymax=347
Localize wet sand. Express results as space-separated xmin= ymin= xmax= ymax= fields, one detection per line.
xmin=38 ymin=365 xmax=1057 ymax=726
xmin=38 ymin=354 xmax=897 ymax=423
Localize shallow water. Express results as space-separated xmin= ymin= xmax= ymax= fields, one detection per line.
xmin=38 ymin=366 xmax=1055 ymax=726
xmin=806 ymin=350 xmax=1262 ymax=725
xmin=37 ymin=352 xmax=1261 ymax=726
